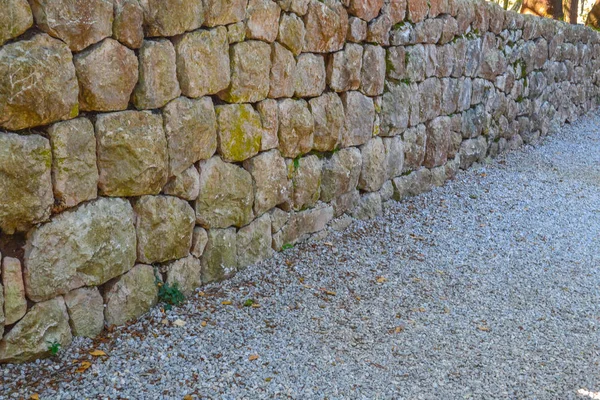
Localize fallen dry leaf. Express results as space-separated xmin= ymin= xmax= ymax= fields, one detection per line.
xmin=30 ymin=394 xmax=39 ymax=400
xmin=477 ymin=325 xmax=491 ymax=332
xmin=173 ymin=319 xmax=186 ymax=327
xmin=376 ymin=277 xmax=387 ymax=283
xmin=248 ymin=354 xmax=259 ymax=361
xmin=395 ymin=326 xmax=404 ymax=333
xmin=183 ymin=395 xmax=193 ymax=400
xmin=76 ymin=361 xmax=92 ymax=373
xmin=201 ymin=321 xmax=207 ymax=327
xmin=251 ymin=303 xmax=261 ymax=308
xmin=89 ymin=349 xmax=106 ymax=357
xmin=222 ymin=300 xmax=232 ymax=305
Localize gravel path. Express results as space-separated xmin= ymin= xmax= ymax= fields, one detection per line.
xmin=3 ymin=113 xmax=600 ymax=399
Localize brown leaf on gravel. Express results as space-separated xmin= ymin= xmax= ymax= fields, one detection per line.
xmin=89 ymin=349 xmax=106 ymax=357
xmin=30 ymin=394 xmax=39 ymax=400
xmin=477 ymin=326 xmax=491 ymax=332
xmin=75 ymin=361 xmax=92 ymax=373
xmin=183 ymin=395 xmax=193 ymax=400
xmin=249 ymin=354 xmax=259 ymax=361
xmin=376 ymin=277 xmax=387 ymax=283
xmin=222 ymin=300 xmax=232 ymax=305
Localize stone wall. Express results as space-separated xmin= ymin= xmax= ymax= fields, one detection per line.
xmin=0 ymin=0 xmax=599 ymax=363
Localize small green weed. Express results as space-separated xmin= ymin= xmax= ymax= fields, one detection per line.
xmin=243 ymin=299 xmax=256 ymax=307
xmin=157 ymin=281 xmax=185 ymax=311
xmin=47 ymin=340 xmax=61 ymax=356
xmin=282 ymin=243 xmax=294 ymax=250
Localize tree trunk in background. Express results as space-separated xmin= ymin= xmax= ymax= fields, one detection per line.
xmin=563 ymin=0 xmax=580 ymax=23
xmin=587 ymin=0 xmax=600 ymax=27
xmin=521 ymin=0 xmax=564 ymax=19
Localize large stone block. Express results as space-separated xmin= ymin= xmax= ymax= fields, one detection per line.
xmin=326 ymin=43 xmax=363 ymax=92
xmin=381 ymin=82 xmax=410 ymax=137
xmin=2 ymin=257 xmax=27 ymax=326
xmin=424 ymin=116 xmax=451 ymax=168
xmin=347 ymin=17 xmax=367 ymax=43
xmin=277 ymin=0 xmax=310 ymax=14
xmin=215 ymin=104 xmax=262 ymax=162
xmin=303 ymin=0 xmax=348 ymax=53
xmin=134 ymin=195 xmax=195 ymax=264
xmin=403 ymin=124 xmax=427 ymax=171
xmin=163 ymin=165 xmax=201 ymax=201
xmin=361 ymin=45 xmax=386 ymax=96
xmin=278 ymin=99 xmax=315 ymax=158
xmin=269 ymin=42 xmax=296 ymax=99
xmin=418 ymin=77 xmax=442 ymax=122
xmin=174 ymin=27 xmax=230 ymax=98
xmin=0 ymin=34 xmax=79 ymax=131
xmin=64 ymin=287 xmax=104 ymax=338
xmin=246 ymin=0 xmax=281 ymax=42
xmin=138 ymin=0 xmax=203 ymax=37
xmin=295 ymin=53 xmax=326 ymax=98
xmin=459 ymin=136 xmax=487 ymax=169
xmin=0 ymin=296 xmax=72 ymax=363
xmin=278 ymin=12 xmax=306 ymax=56
xmin=133 ymin=40 xmax=181 ymax=110
xmin=195 ymin=157 xmax=254 ymax=229
xmin=96 ymin=111 xmax=168 ymax=197
xmin=348 ymin=0 xmax=384 ymax=21
xmin=383 ymin=136 xmax=404 ymax=179
xmin=218 ymin=40 xmax=272 ymax=103
xmin=47 ymin=118 xmax=98 ymax=211
xmin=243 ymin=150 xmax=290 ymax=217
xmin=406 ymin=0 xmax=428 ymax=23
xmin=191 ymin=226 xmax=209 ymax=258
xmin=164 ymin=96 xmax=217 ymax=176
xmin=74 ymin=38 xmax=139 ymax=112
xmin=272 ymin=205 xmax=333 ymax=250
xmin=341 ymin=91 xmax=375 ymax=147
xmin=309 ymin=92 xmax=345 ymax=152
xmin=166 ymin=255 xmax=202 ymax=297
xmin=351 ymin=192 xmax=382 ymax=220
xmin=358 ymin=137 xmax=386 ymax=192
xmin=320 ymin=147 xmax=362 ymax=202
xmin=0 ymin=0 xmax=33 ymax=46
xmin=257 ymin=99 xmax=280 ymax=150
xmin=201 ymin=228 xmax=237 ymax=283
xmin=237 ymin=213 xmax=273 ymax=268
xmin=113 ymin=0 xmax=144 ymax=49
xmin=29 ymin=0 xmax=113 ymax=51
xmin=24 ymin=198 xmax=136 ymax=302
xmin=284 ymin=154 xmax=323 ymax=211
xmin=0 ymin=133 xmax=53 ymax=234
xmin=203 ymin=0 xmax=247 ymax=26
xmin=104 ymin=264 xmax=158 ymax=326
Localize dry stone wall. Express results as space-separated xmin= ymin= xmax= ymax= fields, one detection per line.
xmin=0 ymin=0 xmax=599 ymax=363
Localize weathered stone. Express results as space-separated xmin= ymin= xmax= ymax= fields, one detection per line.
xmin=191 ymin=226 xmax=209 ymax=257
xmin=386 ymin=46 xmax=406 ymax=81
xmin=0 ymin=34 xmax=79 ymax=131
xmin=166 ymin=255 xmax=201 ymax=297
xmin=406 ymin=0 xmax=428 ymax=23
xmin=431 ymin=165 xmax=446 ymax=187
xmin=439 ymin=15 xmax=458 ymax=45
xmin=133 ymin=40 xmax=181 ymax=110
xmin=246 ymin=0 xmax=281 ymax=42
xmin=303 ymin=0 xmax=348 ymax=53
xmin=429 ymin=0 xmax=448 ymax=18
xmin=347 ymin=17 xmax=367 ymax=43
xmin=227 ymin=21 xmax=246 ymax=43
xmin=138 ymin=0 xmax=203 ymax=37
xmin=459 ymin=136 xmax=487 ymax=169
xmin=195 ymin=157 xmax=254 ymax=229
xmin=278 ymin=99 xmax=315 ymax=158
xmin=419 ymin=77 xmax=442 ymax=122
xmin=215 ymin=104 xmax=262 ymax=162
xmin=47 ymin=118 xmax=98 ymax=210
xmin=0 ymin=297 xmax=71 ymax=363
xmin=237 ymin=213 xmax=273 ymax=268
xmin=64 ymin=287 xmax=104 ymax=338
xmin=29 ymin=0 xmax=113 ymax=51
xmin=351 ymin=192 xmax=382 ymax=220
xmin=0 ymin=274 xmax=3 ymax=337
xmin=271 ymin=206 xmax=290 ymax=233
xmin=243 ymin=150 xmax=290 ymax=216
xmin=358 ymin=137 xmax=386 ymax=192
xmin=405 ymin=44 xmax=426 ymax=83
xmin=348 ymin=0 xmax=384 ymax=21
xmin=104 ymin=264 xmax=158 ymax=327
xmin=414 ymin=19 xmax=443 ymax=44
xmin=0 ymin=0 xmax=33 ymax=46
xmin=257 ymin=99 xmax=280 ymax=151
xmin=272 ymin=204 xmax=333 ymax=250
xmin=269 ymin=42 xmax=296 ymax=98
xmin=381 ymin=82 xmax=410 ymax=137
xmin=164 ymin=96 xmax=217 ymax=176
xmin=327 ymin=43 xmax=363 ymax=92
xmin=24 ymin=198 xmax=136 ymax=302
xmin=366 ymin=14 xmax=393 ymax=46
xmin=380 ymin=179 xmax=394 ymax=201
xmin=277 ymin=0 xmax=310 ymax=14
xmin=174 ymin=27 xmax=230 ymax=98
xmin=0 ymin=133 xmax=53 ymax=234
xmin=201 ymin=228 xmax=237 ymax=283
xmin=203 ymin=0 xmax=247 ymax=26
xmin=403 ymin=124 xmax=427 ymax=171
xmin=295 ymin=53 xmax=327 ymax=98
xmin=219 ymin=40 xmax=272 ymax=103
xmin=341 ymin=91 xmax=375 ymax=147
xmin=113 ymin=0 xmax=144 ymax=49
xmin=284 ymin=154 xmax=323 ymax=211
xmin=134 ymin=195 xmax=195 ymax=264
xmin=163 ymin=165 xmax=201 ymax=201
xmin=278 ymin=12 xmax=306 ymax=56
xmin=331 ymin=189 xmax=360 ymax=217
xmin=383 ymin=136 xmax=404 ymax=179
xmin=424 ymin=116 xmax=451 ymax=168
xmin=361 ymin=45 xmax=386 ymax=96
xmin=96 ymin=111 xmax=168 ymax=197
xmin=2 ymin=257 xmax=26 ymax=326
xmin=74 ymin=38 xmax=138 ymax=112
xmin=309 ymin=92 xmax=345 ymax=151
xmin=478 ymin=33 xmax=507 ymax=81
xmin=392 ymin=167 xmax=432 ymax=200
xmin=320 ymin=147 xmax=362 ymax=202
xmin=384 ymin=0 xmax=406 ymax=23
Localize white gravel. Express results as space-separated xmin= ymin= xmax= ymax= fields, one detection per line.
xmin=2 ymin=113 xmax=600 ymax=399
